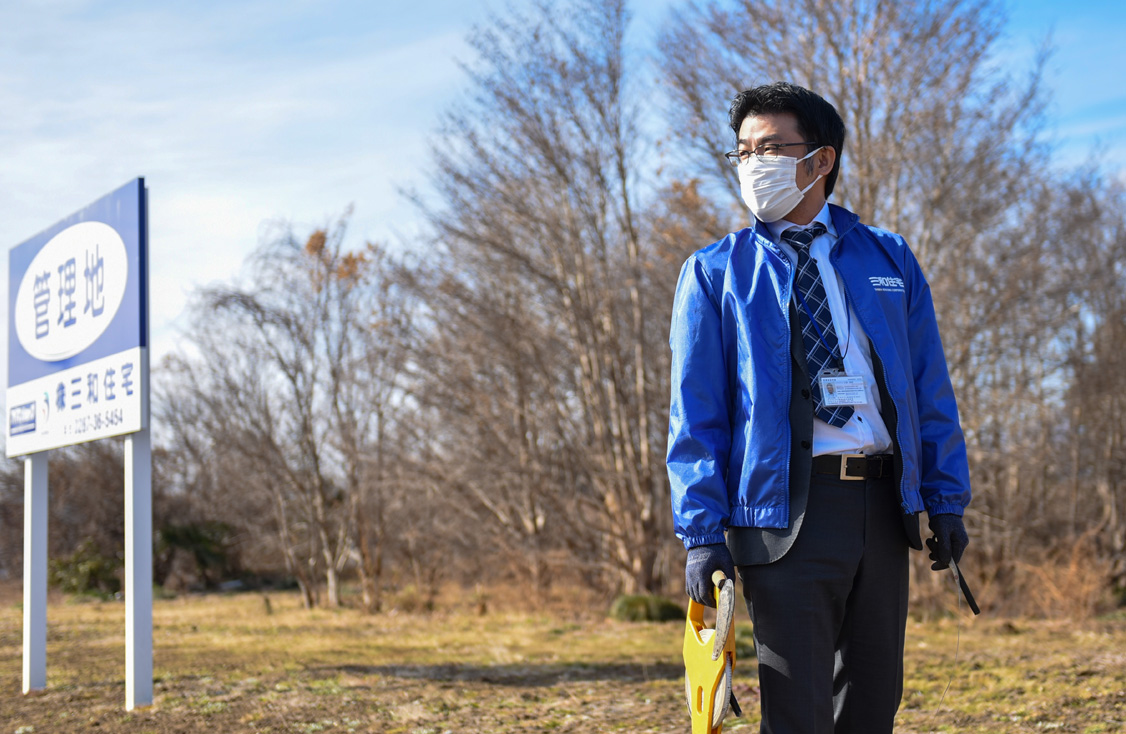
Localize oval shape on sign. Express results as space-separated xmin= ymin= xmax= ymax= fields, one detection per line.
xmin=14 ymin=221 xmax=129 ymax=362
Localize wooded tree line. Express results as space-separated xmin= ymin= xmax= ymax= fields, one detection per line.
xmin=2 ymin=0 xmax=1124 ymax=615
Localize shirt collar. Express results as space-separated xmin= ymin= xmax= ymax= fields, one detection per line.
xmin=766 ymin=202 xmax=836 ymax=243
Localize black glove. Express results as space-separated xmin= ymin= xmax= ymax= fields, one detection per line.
xmin=685 ymin=543 xmax=736 ymax=608
xmin=926 ymin=513 xmax=968 ymax=571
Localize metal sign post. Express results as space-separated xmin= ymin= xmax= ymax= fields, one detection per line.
xmin=125 ymin=428 xmax=152 ymax=708
xmin=8 ymin=178 xmax=151 ymax=709
xmin=22 ymin=452 xmax=47 ymax=693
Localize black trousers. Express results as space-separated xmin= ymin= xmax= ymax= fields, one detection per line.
xmin=739 ymin=472 xmax=909 ymax=734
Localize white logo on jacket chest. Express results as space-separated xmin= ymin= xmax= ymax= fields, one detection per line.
xmin=869 ymin=275 xmax=905 ymax=293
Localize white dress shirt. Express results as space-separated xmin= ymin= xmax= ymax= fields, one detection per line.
xmin=768 ymin=204 xmax=894 ymax=457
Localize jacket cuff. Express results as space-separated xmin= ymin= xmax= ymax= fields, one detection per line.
xmin=926 ymin=503 xmax=965 ymax=517
xmin=682 ymin=533 xmax=727 ymax=550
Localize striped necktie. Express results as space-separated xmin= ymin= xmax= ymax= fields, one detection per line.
xmin=782 ymin=223 xmax=854 ymax=428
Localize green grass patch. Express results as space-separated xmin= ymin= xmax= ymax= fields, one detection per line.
xmin=607 ymin=593 xmax=685 ymax=622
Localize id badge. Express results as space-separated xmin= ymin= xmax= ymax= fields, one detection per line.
xmin=818 ymin=370 xmax=869 ymax=406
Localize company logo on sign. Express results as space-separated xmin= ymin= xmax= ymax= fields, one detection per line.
xmin=13 ymin=221 xmax=129 ymax=362
xmin=9 ymin=401 xmax=37 ymax=435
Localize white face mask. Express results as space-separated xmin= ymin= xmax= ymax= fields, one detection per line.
xmin=738 ymin=147 xmax=825 ymax=223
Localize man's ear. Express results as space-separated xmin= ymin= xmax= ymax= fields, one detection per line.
xmin=817 ymin=146 xmax=836 ymax=177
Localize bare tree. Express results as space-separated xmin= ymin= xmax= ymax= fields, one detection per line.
xmin=403 ymin=0 xmax=676 ymax=593
xmin=1059 ymin=179 xmax=1126 ymax=594
xmin=0 ymin=443 xmax=126 ymax=584
xmin=64 ymin=0 xmax=1119 ymax=614
xmin=0 ymin=460 xmax=21 ymax=580
xmin=333 ymin=244 xmax=414 ymax=612
xmin=158 ymin=216 xmax=409 ymax=608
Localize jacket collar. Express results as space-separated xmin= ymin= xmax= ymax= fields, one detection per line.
xmin=828 ymin=203 xmax=859 ymax=240
xmin=750 ymin=202 xmax=860 ymax=255
xmin=765 ymin=203 xmax=834 ymax=242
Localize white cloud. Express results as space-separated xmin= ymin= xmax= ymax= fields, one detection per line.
xmin=0 ymin=3 xmax=491 ymax=417
xmin=0 ymin=3 xmax=477 ymax=382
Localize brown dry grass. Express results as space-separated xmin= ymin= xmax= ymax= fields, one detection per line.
xmin=1017 ymin=529 xmax=1116 ymax=620
xmin=1 ymin=582 xmax=1124 ymax=733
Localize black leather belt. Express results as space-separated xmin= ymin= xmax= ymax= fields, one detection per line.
xmin=812 ymin=453 xmax=894 ymax=481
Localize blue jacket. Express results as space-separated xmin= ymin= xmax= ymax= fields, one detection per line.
xmin=668 ymin=204 xmax=971 ymax=550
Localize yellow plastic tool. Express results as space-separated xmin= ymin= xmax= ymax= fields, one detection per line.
xmin=683 ymin=570 xmax=738 ymax=734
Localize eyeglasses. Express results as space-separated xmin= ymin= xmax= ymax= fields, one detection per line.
xmin=724 ymin=141 xmax=817 ymax=166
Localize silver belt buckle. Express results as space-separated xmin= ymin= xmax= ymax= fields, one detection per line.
xmin=840 ymin=453 xmax=866 ymax=481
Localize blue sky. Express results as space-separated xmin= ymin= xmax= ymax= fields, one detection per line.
xmin=2 ymin=0 xmax=1124 ymax=388
xmin=999 ymin=0 xmax=1126 ymax=164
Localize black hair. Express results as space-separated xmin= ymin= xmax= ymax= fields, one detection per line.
xmin=728 ymin=82 xmax=846 ymax=197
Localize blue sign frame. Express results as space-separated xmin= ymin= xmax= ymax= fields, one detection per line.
xmin=8 ymin=178 xmax=147 ymax=387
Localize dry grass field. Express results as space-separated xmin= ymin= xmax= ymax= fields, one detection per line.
xmin=1 ymin=582 xmax=1124 ymax=733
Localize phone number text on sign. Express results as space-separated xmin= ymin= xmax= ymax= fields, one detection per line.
xmin=63 ymin=406 xmax=128 ymax=437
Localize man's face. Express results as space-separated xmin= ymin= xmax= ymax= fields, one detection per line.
xmin=736 ymin=111 xmax=819 ymax=191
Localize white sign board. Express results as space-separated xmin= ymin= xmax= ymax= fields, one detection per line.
xmin=7 ymin=179 xmax=147 ymax=456
xmin=14 ymin=178 xmax=153 ymax=710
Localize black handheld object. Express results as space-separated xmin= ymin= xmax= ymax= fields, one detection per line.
xmin=949 ymin=558 xmax=980 ymax=615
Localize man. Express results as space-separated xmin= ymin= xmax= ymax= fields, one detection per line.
xmin=667 ymin=82 xmax=971 ymax=733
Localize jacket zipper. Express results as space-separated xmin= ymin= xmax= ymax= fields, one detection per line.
xmin=781 ymin=255 xmax=793 ymax=523
xmin=758 ymin=222 xmax=798 ymax=526
xmin=829 ymin=229 xmax=911 ymax=513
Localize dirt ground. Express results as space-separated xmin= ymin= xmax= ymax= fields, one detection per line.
xmin=1 ymin=582 xmax=1124 ymax=733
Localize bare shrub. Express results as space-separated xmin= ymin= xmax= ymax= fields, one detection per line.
xmin=1016 ymin=529 xmax=1113 ymax=620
